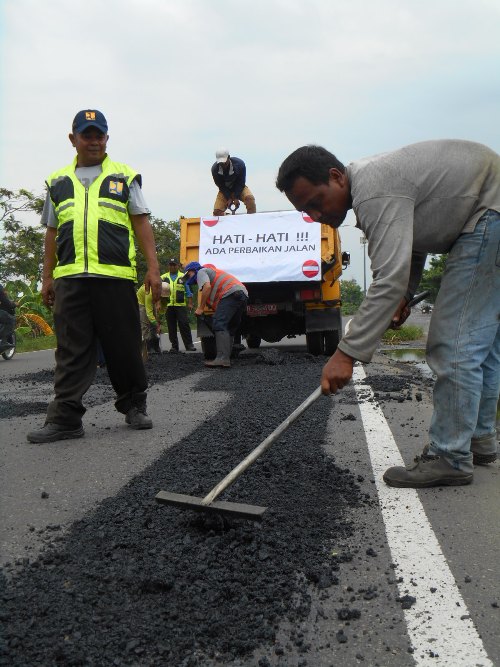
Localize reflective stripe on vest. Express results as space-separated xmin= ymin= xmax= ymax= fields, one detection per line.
xmin=47 ymin=155 xmax=139 ymax=281
xmin=204 ymin=266 xmax=245 ymax=309
xmin=161 ymin=272 xmax=187 ymax=306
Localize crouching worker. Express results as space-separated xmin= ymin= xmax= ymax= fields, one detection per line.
xmin=183 ymin=262 xmax=248 ymax=368
xmin=137 ymin=281 xmax=170 ymax=360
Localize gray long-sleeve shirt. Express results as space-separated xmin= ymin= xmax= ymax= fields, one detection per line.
xmin=338 ymin=139 xmax=500 ymax=363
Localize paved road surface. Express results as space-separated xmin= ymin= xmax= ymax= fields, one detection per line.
xmin=1 ymin=319 xmax=499 ymax=666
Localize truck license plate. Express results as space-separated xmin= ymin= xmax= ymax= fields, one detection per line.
xmin=247 ymin=304 xmax=277 ymax=317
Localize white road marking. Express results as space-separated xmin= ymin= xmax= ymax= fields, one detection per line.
xmin=352 ymin=365 xmax=493 ymax=667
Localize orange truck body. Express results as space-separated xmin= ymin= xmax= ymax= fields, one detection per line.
xmin=180 ymin=215 xmax=347 ymax=356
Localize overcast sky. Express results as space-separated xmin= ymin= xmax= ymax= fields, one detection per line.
xmin=1 ymin=0 xmax=499 ymax=286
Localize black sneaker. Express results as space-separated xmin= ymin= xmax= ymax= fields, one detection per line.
xmin=185 ymin=345 xmax=196 ymax=351
xmin=168 ymin=348 xmax=180 ymax=354
xmin=27 ymin=422 xmax=84 ymax=444
xmin=125 ymin=406 xmax=153 ymax=429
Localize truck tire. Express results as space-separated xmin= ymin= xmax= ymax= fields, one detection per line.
xmin=324 ymin=330 xmax=340 ymax=356
xmin=201 ymin=336 xmax=216 ymax=360
xmin=245 ymin=335 xmax=262 ymax=349
xmin=306 ymin=331 xmax=324 ymax=356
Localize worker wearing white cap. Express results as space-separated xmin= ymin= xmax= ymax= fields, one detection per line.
xmin=211 ymin=149 xmax=256 ymax=216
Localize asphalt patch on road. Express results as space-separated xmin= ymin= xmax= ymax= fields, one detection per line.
xmin=0 ymin=351 xmax=429 ymax=665
xmin=0 ymin=353 xmax=203 ymax=419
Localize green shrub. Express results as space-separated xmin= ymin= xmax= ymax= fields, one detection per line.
xmin=13 ymin=326 xmax=32 ymax=343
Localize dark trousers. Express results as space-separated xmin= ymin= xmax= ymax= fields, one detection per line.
xmin=46 ymin=278 xmax=147 ymax=426
xmin=0 ymin=310 xmax=15 ymax=341
xmin=166 ymin=306 xmax=193 ymax=350
xmin=213 ymin=291 xmax=248 ymax=335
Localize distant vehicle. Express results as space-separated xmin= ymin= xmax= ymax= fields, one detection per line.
xmin=420 ymin=302 xmax=432 ymax=314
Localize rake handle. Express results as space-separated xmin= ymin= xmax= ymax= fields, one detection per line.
xmin=201 ymin=386 xmax=323 ymax=506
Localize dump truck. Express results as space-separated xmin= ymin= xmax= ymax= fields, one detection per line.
xmin=179 ymin=210 xmax=349 ymax=358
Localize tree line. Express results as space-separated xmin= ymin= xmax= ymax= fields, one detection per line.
xmin=0 ymin=188 xmax=183 ymax=337
xmin=1 ymin=187 xmax=445 ymax=333
xmin=340 ymin=254 xmax=445 ymax=315
xmin=0 ymin=188 xmax=182 ymax=286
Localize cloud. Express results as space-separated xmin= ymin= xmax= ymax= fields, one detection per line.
xmin=1 ymin=0 xmax=499 ymax=285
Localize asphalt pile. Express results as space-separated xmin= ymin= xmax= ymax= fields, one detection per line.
xmin=0 ymin=350 xmax=403 ymax=666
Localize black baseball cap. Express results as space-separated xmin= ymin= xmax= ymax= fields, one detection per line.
xmin=72 ymin=109 xmax=108 ymax=134
xmin=169 ymin=258 xmax=178 ymax=264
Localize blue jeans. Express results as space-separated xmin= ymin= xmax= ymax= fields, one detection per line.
xmin=427 ymin=210 xmax=500 ymax=473
xmin=213 ymin=290 xmax=248 ymax=335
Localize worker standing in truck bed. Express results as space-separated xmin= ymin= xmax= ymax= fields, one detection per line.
xmin=211 ymin=148 xmax=256 ymax=216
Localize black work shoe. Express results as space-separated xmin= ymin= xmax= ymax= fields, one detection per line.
xmin=125 ymin=406 xmax=153 ymax=429
xmin=473 ymin=451 xmax=497 ymax=465
xmin=383 ymin=451 xmax=473 ymax=488
xmin=185 ymin=345 xmax=197 ymax=352
xmin=168 ymin=348 xmax=180 ymax=354
xmin=27 ymin=422 xmax=84 ymax=444
xmin=471 ymin=433 xmax=497 ymax=465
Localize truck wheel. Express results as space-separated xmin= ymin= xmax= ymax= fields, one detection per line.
xmin=245 ymin=335 xmax=261 ymax=349
xmin=324 ymin=330 xmax=340 ymax=356
xmin=201 ymin=336 xmax=216 ymax=360
xmin=306 ymin=332 xmax=324 ymax=356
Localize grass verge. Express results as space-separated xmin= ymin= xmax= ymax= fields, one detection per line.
xmin=381 ymin=325 xmax=424 ymax=345
xmin=17 ymin=335 xmax=57 ymax=353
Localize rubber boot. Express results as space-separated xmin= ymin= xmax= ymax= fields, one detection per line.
xmin=232 ymin=332 xmax=245 ymax=353
xmin=205 ymin=331 xmax=231 ymax=368
xmin=151 ymin=334 xmax=161 ymax=355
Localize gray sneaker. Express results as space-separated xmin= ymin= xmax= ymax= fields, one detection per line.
xmin=383 ymin=451 xmax=473 ymax=488
xmin=27 ymin=422 xmax=84 ymax=444
xmin=125 ymin=406 xmax=153 ymax=429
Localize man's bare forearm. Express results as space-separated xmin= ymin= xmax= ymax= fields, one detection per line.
xmin=43 ymin=227 xmax=57 ymax=281
xmin=131 ymin=214 xmax=161 ymax=301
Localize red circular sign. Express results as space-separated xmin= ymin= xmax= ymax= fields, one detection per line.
xmin=302 ymin=259 xmax=319 ymax=278
xmin=202 ymin=217 xmax=219 ymax=227
xmin=302 ymin=212 xmax=314 ymax=223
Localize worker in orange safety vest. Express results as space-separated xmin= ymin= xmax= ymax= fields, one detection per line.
xmin=183 ymin=262 xmax=248 ymax=368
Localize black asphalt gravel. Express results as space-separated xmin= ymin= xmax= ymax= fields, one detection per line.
xmin=0 ymin=349 xmax=427 ymax=666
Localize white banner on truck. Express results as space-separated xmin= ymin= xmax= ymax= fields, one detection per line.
xmin=198 ymin=210 xmax=321 ymax=283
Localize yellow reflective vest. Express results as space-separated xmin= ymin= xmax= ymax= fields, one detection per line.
xmin=47 ymin=155 xmax=140 ymax=281
xmin=136 ymin=284 xmax=169 ymax=323
xmin=161 ymin=271 xmax=189 ymax=306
